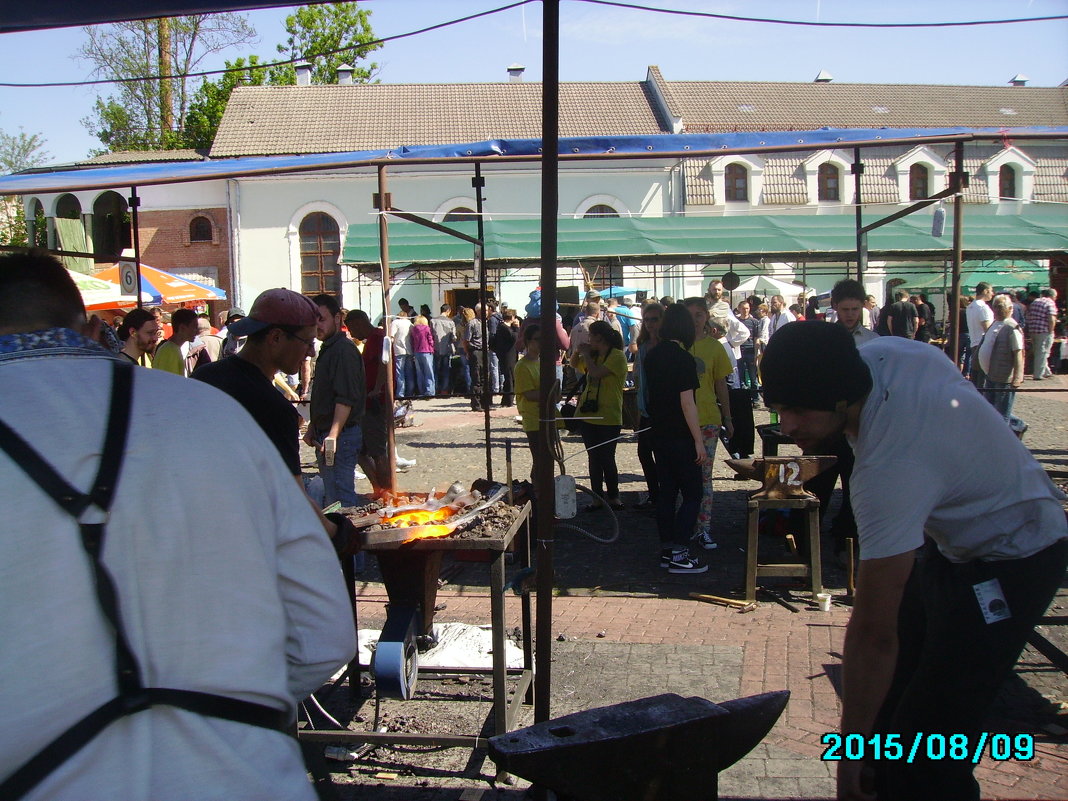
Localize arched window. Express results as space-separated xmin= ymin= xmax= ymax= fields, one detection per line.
xmin=56 ymin=194 xmax=81 ymax=219
xmin=817 ymin=164 xmax=840 ymax=202
xmin=725 ymin=163 xmax=748 ymax=202
xmin=582 ymin=204 xmax=619 ymax=218
xmin=299 ymin=212 xmax=340 ymax=295
xmin=909 ymin=164 xmax=929 ymax=200
xmin=31 ymin=199 xmax=47 ymax=248
xmin=443 ymin=207 xmax=478 ymax=222
xmin=189 ymin=216 xmax=213 ymax=242
xmin=999 ymin=165 xmax=1017 ymax=199
xmin=92 ymin=191 xmax=129 ymax=259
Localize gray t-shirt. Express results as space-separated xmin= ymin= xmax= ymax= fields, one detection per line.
xmin=850 ymin=337 xmax=1066 ymax=562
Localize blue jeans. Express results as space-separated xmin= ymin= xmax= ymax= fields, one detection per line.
xmin=489 ymin=351 xmax=501 ymax=393
xmin=316 ymin=425 xmax=363 ymax=509
xmin=434 ymin=353 xmax=452 ymax=393
xmin=413 ymin=352 xmax=435 ymax=396
xmin=394 ymin=354 xmax=415 ymax=398
xmin=985 ymin=381 xmax=1024 ymax=429
xmin=738 ymin=347 xmax=759 ymax=399
xmin=456 ymin=354 xmax=471 ymax=393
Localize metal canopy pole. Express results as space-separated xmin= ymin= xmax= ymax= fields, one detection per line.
xmin=474 ymin=163 xmax=492 ymax=480
xmin=128 ymin=186 xmax=144 ymax=309
xmin=852 ymin=148 xmax=864 ymax=281
xmin=375 ymin=166 xmax=398 ymax=487
xmin=534 ymin=0 xmax=560 ymax=725
xmin=948 ymin=141 xmax=968 ymax=366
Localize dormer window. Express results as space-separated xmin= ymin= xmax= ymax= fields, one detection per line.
xmin=909 ymin=164 xmax=929 ymax=200
xmin=725 ymin=163 xmax=749 ymax=202
xmin=818 ymin=164 xmax=840 ymax=202
xmin=999 ymin=165 xmax=1017 ymax=200
xmin=982 ymin=147 xmax=1035 ymax=204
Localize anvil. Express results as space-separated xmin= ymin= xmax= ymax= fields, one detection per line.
xmin=725 ymin=456 xmax=837 ymax=500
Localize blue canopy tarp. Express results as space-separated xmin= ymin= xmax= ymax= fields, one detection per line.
xmin=3 ymin=128 xmax=1067 ymax=195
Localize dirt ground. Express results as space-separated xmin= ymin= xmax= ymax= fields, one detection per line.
xmin=299 ymin=381 xmax=1068 ymax=800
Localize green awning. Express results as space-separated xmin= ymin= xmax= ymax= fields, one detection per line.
xmin=342 ymin=207 xmax=1068 ymax=267
xmin=900 ymin=268 xmax=1046 ymax=291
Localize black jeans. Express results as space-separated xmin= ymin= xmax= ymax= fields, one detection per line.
xmin=498 ymin=350 xmax=517 ymax=405
xmin=652 ymin=436 xmax=703 ymax=548
xmin=874 ymin=538 xmax=1068 ymax=801
xmin=636 ymin=415 xmax=658 ymax=502
xmin=727 ymin=387 xmax=755 ymax=458
xmin=580 ymin=422 xmax=621 ymax=500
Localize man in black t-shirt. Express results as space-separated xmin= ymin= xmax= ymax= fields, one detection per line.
xmin=887 ymin=289 xmax=919 ymax=338
xmin=643 ymin=303 xmax=711 ymax=574
xmin=193 ymin=289 xmax=341 ymax=540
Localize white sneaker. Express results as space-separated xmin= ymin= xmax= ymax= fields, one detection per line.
xmin=395 ymin=456 xmax=417 ymax=468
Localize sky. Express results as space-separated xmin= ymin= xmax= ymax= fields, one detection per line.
xmin=1 ymin=0 xmax=1066 ymax=166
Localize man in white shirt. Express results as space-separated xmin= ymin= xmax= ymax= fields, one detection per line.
xmin=762 ymin=322 xmax=1067 ymax=801
xmin=978 ymin=294 xmax=1026 ymax=432
xmin=965 ymin=281 xmax=995 ymax=388
xmin=831 ymin=279 xmax=879 ymax=347
xmin=0 ymin=252 xmax=355 ymax=801
xmin=767 ymin=294 xmax=796 ymax=339
xmin=389 ymin=309 xmax=414 ymax=398
xmin=706 ymin=279 xmax=750 ymax=358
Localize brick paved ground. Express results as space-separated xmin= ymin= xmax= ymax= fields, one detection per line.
xmin=307 ymin=375 xmax=1068 ymax=800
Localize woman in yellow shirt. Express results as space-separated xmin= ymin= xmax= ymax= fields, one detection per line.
xmin=683 ymin=297 xmax=735 ymax=551
xmin=573 ymin=320 xmax=627 ymax=510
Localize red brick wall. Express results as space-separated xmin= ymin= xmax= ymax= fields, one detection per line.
xmin=137 ymin=208 xmax=233 ymax=306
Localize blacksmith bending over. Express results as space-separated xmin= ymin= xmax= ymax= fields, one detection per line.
xmin=760 ymin=321 xmax=1067 ymax=801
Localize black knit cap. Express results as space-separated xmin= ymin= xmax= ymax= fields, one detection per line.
xmin=761 ymin=321 xmax=872 ymax=412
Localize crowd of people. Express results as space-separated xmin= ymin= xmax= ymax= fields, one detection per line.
xmin=2 ymin=248 xmax=1064 ymax=801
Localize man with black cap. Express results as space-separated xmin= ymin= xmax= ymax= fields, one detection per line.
xmin=761 ymin=322 xmax=1067 ymax=801
xmin=219 ymin=306 xmax=246 ymax=356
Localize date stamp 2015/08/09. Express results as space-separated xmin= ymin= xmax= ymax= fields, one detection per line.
xmin=821 ymin=733 xmax=1034 ymax=764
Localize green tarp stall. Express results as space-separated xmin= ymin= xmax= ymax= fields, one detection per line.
xmin=899 ymin=262 xmax=1047 ymax=292
xmin=342 ymin=207 xmax=1068 ymax=268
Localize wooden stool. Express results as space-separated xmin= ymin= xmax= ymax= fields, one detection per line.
xmin=745 ymin=497 xmax=823 ymax=603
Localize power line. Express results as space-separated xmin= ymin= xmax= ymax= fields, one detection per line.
xmin=0 ymin=0 xmax=539 ymax=89
xmin=4 ymin=0 xmax=1064 ymax=89
xmin=577 ymin=0 xmax=1068 ymax=28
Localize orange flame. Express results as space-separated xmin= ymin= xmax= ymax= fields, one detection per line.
xmin=404 ymin=524 xmax=455 ymax=541
xmin=383 ymin=507 xmax=455 ymax=527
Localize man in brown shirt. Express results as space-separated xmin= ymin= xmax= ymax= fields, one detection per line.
xmin=304 ymin=293 xmax=366 ymax=509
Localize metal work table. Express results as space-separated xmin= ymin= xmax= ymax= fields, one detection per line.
xmin=300 ymin=501 xmax=535 ymax=750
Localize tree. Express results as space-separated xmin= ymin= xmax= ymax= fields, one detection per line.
xmin=78 ymin=14 xmax=257 ymax=152
xmin=0 ymin=125 xmax=50 ymax=174
xmin=180 ymin=4 xmax=379 ymax=149
xmin=0 ymin=123 xmax=48 ymax=246
xmin=0 ymin=202 xmax=28 ymax=248
xmin=274 ymin=3 xmax=380 ymax=86
xmin=182 ymin=56 xmax=273 ymax=150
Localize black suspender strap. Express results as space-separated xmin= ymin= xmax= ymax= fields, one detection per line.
xmin=0 ymin=360 xmax=289 ymax=801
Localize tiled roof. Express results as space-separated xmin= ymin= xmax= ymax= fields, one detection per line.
xmin=210 ymin=82 xmax=666 ymax=157
xmin=683 ymin=158 xmax=714 ymax=204
xmin=668 ymin=82 xmax=1068 ymax=132
xmin=762 ymin=157 xmax=806 ymax=205
xmin=77 ymin=149 xmax=207 ymax=165
xmin=1034 ymin=156 xmax=1068 ymax=202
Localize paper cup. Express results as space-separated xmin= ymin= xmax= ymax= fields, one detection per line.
xmin=816 ymin=592 xmax=833 ymax=612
